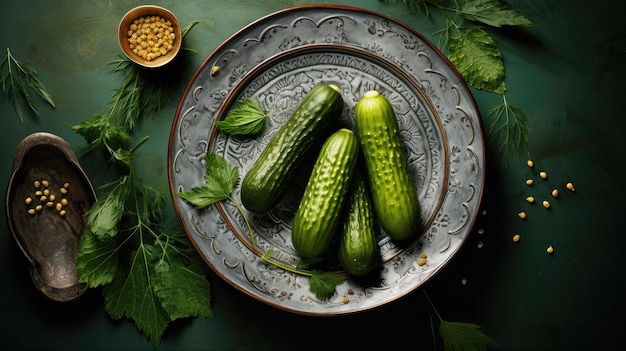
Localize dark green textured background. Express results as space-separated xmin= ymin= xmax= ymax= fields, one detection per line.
xmin=1 ymin=1 xmax=624 ymax=350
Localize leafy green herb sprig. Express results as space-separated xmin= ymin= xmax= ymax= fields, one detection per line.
xmin=424 ymin=290 xmax=498 ymax=351
xmin=177 ymin=152 xmax=347 ymax=301
xmin=71 ymin=21 xmax=209 ymax=348
xmin=0 ymin=48 xmax=56 ymax=122
xmin=388 ymin=0 xmax=533 ymax=165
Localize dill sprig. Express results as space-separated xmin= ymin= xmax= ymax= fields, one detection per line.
xmin=487 ymin=95 xmax=530 ymax=166
xmin=0 ymin=48 xmax=56 ymax=122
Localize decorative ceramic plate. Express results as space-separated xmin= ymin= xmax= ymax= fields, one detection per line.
xmin=168 ymin=5 xmax=485 ymax=315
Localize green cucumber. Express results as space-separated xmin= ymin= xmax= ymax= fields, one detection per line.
xmin=354 ymin=90 xmax=421 ymax=241
xmin=338 ymin=165 xmax=380 ymax=276
xmin=241 ymin=84 xmax=344 ymax=213
xmin=291 ymin=128 xmax=359 ymax=258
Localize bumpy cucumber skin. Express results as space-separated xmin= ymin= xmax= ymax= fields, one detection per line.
xmin=354 ymin=90 xmax=421 ymax=241
xmin=338 ymin=166 xmax=380 ymax=276
xmin=292 ymin=128 xmax=359 ymax=258
xmin=241 ymin=84 xmax=344 ymax=214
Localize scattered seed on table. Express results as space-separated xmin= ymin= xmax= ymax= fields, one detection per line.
xmin=542 ymin=200 xmax=550 ymax=209
xmin=539 ymin=171 xmax=548 ymax=179
xmin=527 ymin=160 xmax=534 ymax=168
xmin=25 ymin=197 xmax=32 ymax=205
xmin=59 ymin=210 xmax=67 ymax=217
xmin=518 ymin=211 xmax=527 ymax=219
xmin=420 ymin=253 xmax=427 ymax=259
xmin=513 ymin=234 xmax=521 ymax=242
xmin=551 ymin=189 xmax=559 ymax=198
xmin=477 ymin=228 xmax=484 ymax=235
xmin=417 ymin=259 xmax=427 ymax=266
xmin=461 ymin=278 xmax=468 ymax=285
xmin=526 ymin=179 xmax=534 ymax=186
xmin=526 ymin=196 xmax=535 ymax=204
xmin=546 ymin=245 xmax=554 ymax=254
xmin=61 ymin=198 xmax=68 ymax=206
xmin=46 ymin=201 xmax=54 ymax=208
xmin=566 ymin=182 xmax=575 ymax=191
xmin=63 ymin=182 xmax=69 ymax=188
xmin=28 ymin=208 xmax=36 ymax=215
xmin=42 ymin=180 xmax=49 ymax=187
xmin=35 ymin=190 xmax=42 ymax=196
xmin=34 ymin=181 xmax=41 ymax=188
xmin=60 ymin=187 xmax=67 ymax=195
xmin=35 ymin=205 xmax=42 ymax=211
xmin=477 ymin=241 xmax=484 ymax=249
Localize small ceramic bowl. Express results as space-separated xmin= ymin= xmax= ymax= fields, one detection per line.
xmin=6 ymin=132 xmax=97 ymax=302
xmin=118 ymin=5 xmax=182 ymax=68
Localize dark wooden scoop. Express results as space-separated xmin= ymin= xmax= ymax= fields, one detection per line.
xmin=5 ymin=132 xmax=96 ymax=302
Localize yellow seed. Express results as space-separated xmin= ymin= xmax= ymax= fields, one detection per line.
xmin=49 ymin=194 xmax=56 ymax=201
xmin=46 ymin=201 xmax=54 ymax=207
xmin=526 ymin=196 xmax=535 ymax=204
xmin=56 ymin=203 xmax=63 ymax=211
xmin=417 ymin=259 xmax=427 ymax=266
xmin=59 ymin=210 xmax=67 ymax=217
xmin=43 ymin=189 xmax=50 ymax=196
xmin=527 ymin=160 xmax=534 ymax=168
xmin=543 ymin=200 xmax=550 ymax=208
xmin=63 ymin=182 xmax=69 ymax=188
xmin=211 ymin=66 xmax=220 ymax=75
xmin=34 ymin=181 xmax=41 ymax=188
xmin=60 ymin=188 xmax=68 ymax=194
xmin=518 ymin=211 xmax=527 ymax=219
xmin=566 ymin=182 xmax=575 ymax=191
xmin=42 ymin=180 xmax=49 ymax=187
xmin=539 ymin=171 xmax=547 ymax=179
xmin=513 ymin=234 xmax=521 ymax=242
xmin=342 ymin=296 xmax=349 ymax=304
xmin=551 ymin=189 xmax=559 ymax=198
xmin=461 ymin=278 xmax=468 ymax=285
xmin=481 ymin=209 xmax=487 ymax=216
xmin=35 ymin=204 xmax=43 ymax=211
xmin=40 ymin=195 xmax=47 ymax=202
xmin=477 ymin=228 xmax=484 ymax=235
xmin=61 ymin=198 xmax=68 ymax=206
xmin=35 ymin=190 xmax=42 ymax=196
xmin=25 ymin=197 xmax=32 ymax=205
xmin=526 ymin=179 xmax=534 ymax=186
xmin=546 ymin=245 xmax=554 ymax=254
xmin=28 ymin=208 xmax=36 ymax=215
xmin=477 ymin=241 xmax=484 ymax=249
xmin=420 ymin=253 xmax=427 ymax=259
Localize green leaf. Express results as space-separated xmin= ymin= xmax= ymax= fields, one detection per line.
xmin=153 ymin=250 xmax=212 ymax=320
xmin=448 ymin=27 xmax=506 ymax=94
xmin=487 ymin=95 xmax=530 ymax=165
xmin=177 ymin=153 xmax=239 ymax=209
xmin=439 ymin=320 xmax=498 ymax=351
xmin=103 ymin=247 xmax=170 ymax=348
xmin=460 ymin=0 xmax=533 ymax=27
xmin=87 ymin=176 xmax=132 ymax=239
xmin=215 ymin=98 xmax=268 ymax=135
xmin=309 ymin=270 xmax=347 ymax=301
xmin=76 ymin=227 xmax=120 ymax=287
